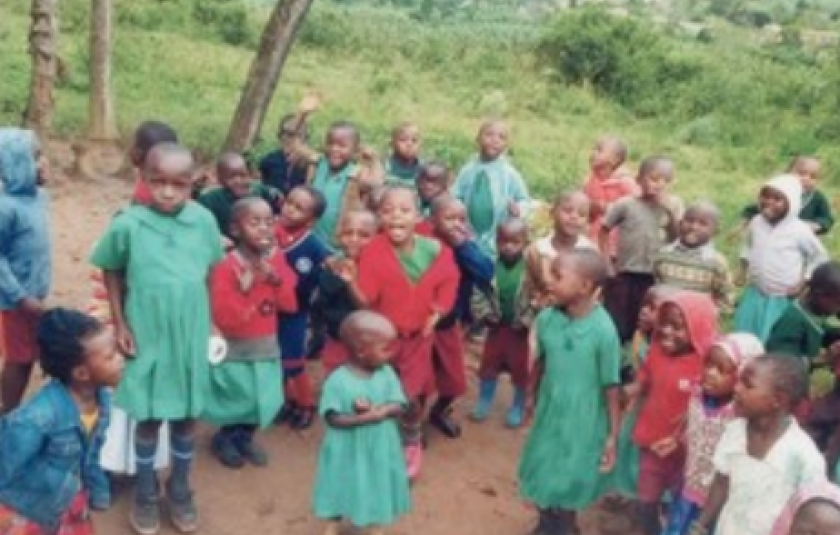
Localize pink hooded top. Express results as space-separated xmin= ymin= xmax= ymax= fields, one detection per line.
xmin=770 ymin=481 xmax=840 ymax=535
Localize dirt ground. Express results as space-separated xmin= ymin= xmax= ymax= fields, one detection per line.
xmin=41 ymin=163 xmax=638 ymax=535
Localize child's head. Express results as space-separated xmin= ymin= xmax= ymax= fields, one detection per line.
xmin=416 ymin=161 xmax=450 ymax=205
xmin=325 ymin=121 xmax=360 ymax=171
xmin=734 ymin=354 xmax=808 ymax=418
xmin=589 ymin=135 xmax=628 ymax=178
xmin=279 ymin=185 xmax=326 ymax=231
xmin=637 ymin=285 xmax=677 ymax=336
xmin=759 ymin=174 xmax=801 ymax=225
xmin=703 ymin=333 xmax=764 ymax=399
xmin=390 ymin=122 xmax=421 ymax=163
xmin=338 ymin=209 xmax=378 ymax=260
xmin=678 ymin=201 xmax=720 ymax=248
xmin=655 ymin=291 xmax=718 ymax=357
xmin=496 ymin=218 xmax=529 ymax=264
xmin=548 ymin=248 xmax=608 ymax=307
xmin=636 ymin=156 xmax=674 ymax=201
xmin=130 ymin=120 xmax=178 ymax=168
xmin=277 ymin=113 xmax=309 ymax=148
xmin=0 ymin=128 xmax=43 ymax=195
xmin=216 ymin=152 xmax=252 ymax=199
xmin=142 ymin=143 xmax=195 ymax=215
xmin=37 ymin=308 xmax=123 ymax=388
xmin=230 ymin=198 xmax=275 ymax=253
xmin=782 ymin=483 xmax=840 ymax=535
xmin=340 ymin=310 xmax=397 ymax=371
xmin=805 ymin=261 xmax=840 ymax=317
xmin=476 ymin=119 xmax=509 ymax=161
xmin=378 ymin=185 xmax=420 ymax=249
xmin=551 ymin=190 xmax=590 ymax=239
xmin=430 ymin=195 xmax=468 ymax=247
xmin=788 ymin=155 xmax=821 ymax=193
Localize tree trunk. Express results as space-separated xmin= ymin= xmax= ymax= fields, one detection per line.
xmin=24 ymin=0 xmax=59 ymax=136
xmin=223 ymin=0 xmax=315 ymax=153
xmin=87 ymin=0 xmax=117 ymax=141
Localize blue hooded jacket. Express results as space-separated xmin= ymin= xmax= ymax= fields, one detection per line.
xmin=0 ymin=128 xmax=51 ymax=310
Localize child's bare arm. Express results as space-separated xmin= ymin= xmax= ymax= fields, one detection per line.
xmin=691 ymin=473 xmax=729 ymax=534
xmin=600 ymin=385 xmax=621 ymax=473
xmin=103 ymin=269 xmax=135 ymax=355
xmin=354 ymin=147 xmax=385 ymax=192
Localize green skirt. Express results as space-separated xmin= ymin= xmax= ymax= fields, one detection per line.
xmin=204 ymin=360 xmax=284 ymax=428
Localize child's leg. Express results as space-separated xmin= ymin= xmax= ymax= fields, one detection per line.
xmin=167 ymin=419 xmax=198 ymax=532
xmin=0 ymin=362 xmax=33 ymax=413
xmin=391 ymin=334 xmax=434 ymax=479
xmin=636 ymin=448 xmax=668 ymax=535
xmin=603 ymin=273 xmax=633 ymax=343
xmin=131 ymin=420 xmax=163 ymax=534
xmin=473 ymin=326 xmax=504 ymax=421
xmin=429 ymin=324 xmax=466 ymax=438
xmin=504 ymin=326 xmax=530 ymax=429
xmin=0 ymin=309 xmax=40 ymax=412
xmin=280 ymin=313 xmax=316 ymax=429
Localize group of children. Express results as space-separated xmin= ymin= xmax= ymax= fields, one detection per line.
xmin=1 ymin=100 xmax=840 ymax=535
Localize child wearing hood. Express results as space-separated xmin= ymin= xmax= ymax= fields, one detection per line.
xmin=770 ymin=481 xmax=840 ymax=535
xmin=734 ymin=174 xmax=828 ymax=343
xmin=0 ymin=128 xmax=51 ymax=413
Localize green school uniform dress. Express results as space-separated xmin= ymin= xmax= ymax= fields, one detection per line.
xmin=311 ymin=158 xmax=358 ymax=248
xmin=518 ymin=305 xmax=621 ymax=509
xmin=312 ymin=365 xmax=410 ymax=527
xmin=90 ymin=203 xmax=223 ymax=420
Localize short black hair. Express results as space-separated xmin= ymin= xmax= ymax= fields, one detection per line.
xmin=294 ymin=185 xmax=327 ymax=219
xmin=380 ymin=184 xmax=418 ymax=208
xmin=37 ymin=308 xmax=106 ymax=384
xmin=567 ymin=248 xmax=609 ymax=290
xmin=133 ymin=121 xmax=178 ymax=165
xmin=755 ymin=353 xmax=809 ymax=408
xmin=811 ymin=261 xmax=840 ymax=296
xmin=638 ymin=155 xmax=673 ymax=179
xmin=230 ymin=197 xmax=270 ymax=226
xmin=327 ymin=120 xmax=360 ymax=145
xmin=278 ymin=113 xmax=309 ymax=141
xmin=417 ymin=161 xmax=450 ymax=185
xmin=429 ymin=194 xmax=461 ymax=216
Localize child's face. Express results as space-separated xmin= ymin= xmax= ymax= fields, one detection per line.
xmin=496 ymin=226 xmax=528 ymax=264
xmin=338 ymin=213 xmax=377 ymax=260
xmin=678 ymin=208 xmax=717 ymax=248
xmin=354 ymin=330 xmax=397 ymax=370
xmin=638 ymin=162 xmax=673 ymax=200
xmin=378 ymin=190 xmax=419 ymax=248
xmin=794 ymin=158 xmax=821 ymax=193
xmin=790 ymin=500 xmax=840 ymax=535
xmin=145 ymin=155 xmax=194 ymax=214
xmin=637 ymin=291 xmax=664 ymax=335
xmin=233 ymin=201 xmax=275 ymax=253
xmin=759 ymin=186 xmax=790 ymax=223
xmin=547 ymin=257 xmax=588 ymax=306
xmin=656 ymin=303 xmax=691 ymax=355
xmin=432 ymin=201 xmax=468 ymax=247
xmin=589 ymin=139 xmax=620 ymax=177
xmin=552 ymin=196 xmax=590 ymax=239
xmin=280 ymin=188 xmax=316 ymax=230
xmin=808 ymin=289 xmax=840 ymax=317
xmin=80 ymin=328 xmax=124 ymax=388
xmin=218 ymin=158 xmax=252 ymax=199
xmin=702 ymin=346 xmax=738 ymax=398
xmin=416 ymin=171 xmax=447 ymax=203
xmin=278 ymin=118 xmax=301 ymax=149
xmin=325 ymin=127 xmax=357 ymax=170
xmin=733 ymin=361 xmax=779 ymax=418
xmin=392 ymin=126 xmax=421 ymax=162
xmin=477 ymin=122 xmax=509 ymax=161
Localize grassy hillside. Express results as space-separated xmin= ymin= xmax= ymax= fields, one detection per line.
xmin=1 ymin=0 xmax=839 ymax=256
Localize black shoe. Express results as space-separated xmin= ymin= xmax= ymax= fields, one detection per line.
xmin=289 ymin=407 xmax=315 ymax=430
xmin=273 ymin=404 xmax=295 ymax=426
xmin=430 ymin=409 xmax=461 ymax=439
xmin=210 ymin=431 xmax=244 ymax=469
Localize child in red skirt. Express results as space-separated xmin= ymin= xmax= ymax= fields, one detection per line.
xmin=0 ymin=308 xmax=123 ymax=534
xmin=471 ymin=218 xmax=533 ymax=428
xmin=349 ymin=185 xmax=459 ymax=479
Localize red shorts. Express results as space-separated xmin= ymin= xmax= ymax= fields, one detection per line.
xmin=479 ymin=325 xmax=529 ymax=388
xmin=391 ymin=333 xmax=434 ymax=399
xmin=638 ymin=446 xmax=685 ymax=504
xmin=0 ymin=309 xmax=41 ymax=365
xmin=320 ymin=336 xmax=350 ymax=376
xmin=432 ymin=324 xmax=466 ymax=398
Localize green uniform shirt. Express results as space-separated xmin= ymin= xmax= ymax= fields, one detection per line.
xmin=398 ymin=236 xmax=440 ymax=283
xmin=496 ymin=259 xmax=524 ymax=323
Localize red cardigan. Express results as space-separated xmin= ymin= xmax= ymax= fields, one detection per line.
xmin=210 ymin=250 xmax=298 ymax=339
xmin=357 ymin=234 xmax=458 ymax=335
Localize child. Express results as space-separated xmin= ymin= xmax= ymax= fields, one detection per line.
xmin=652 ymin=201 xmax=732 ymax=312
xmin=129 ymin=121 xmax=179 ymax=205
xmin=601 ymin=155 xmax=684 ymax=343
xmin=582 ymin=135 xmax=637 ymax=254
xmin=274 ymin=185 xmax=332 ymax=430
xmin=198 ymin=152 xmax=282 ymax=240
xmin=0 ymin=128 xmax=51 ymax=413
xmin=384 ymin=122 xmax=423 ymax=188
xmin=0 ymin=308 xmax=122 ymax=533
xmin=415 ymin=160 xmax=450 ymax=219
xmin=91 ymin=143 xmax=223 ymax=534
xmin=426 ymin=195 xmax=494 ymax=438
xmin=664 ymin=333 xmax=764 ymax=535
xmin=350 ymin=185 xmax=459 ymax=479
xmin=452 ymin=119 xmax=531 ymax=255
xmin=205 ymin=198 xmax=298 ymax=469
xmin=770 ymin=481 xmax=840 ymax=535
xmin=312 ymin=310 xmax=409 ymax=535
xmin=692 ymin=354 xmax=826 ymax=535
xmin=314 ymin=209 xmax=378 ymax=375
xmin=471 ymin=218 xmax=533 ymax=427
xmin=517 ymin=248 xmax=622 ymax=535
xmin=630 ymin=290 xmax=718 ymax=535
xmin=308 ymin=121 xmax=384 ymax=248
xmin=734 ymin=174 xmax=828 ymax=343
xmin=258 ymin=94 xmax=320 ymax=196
xmin=523 ymin=190 xmax=597 ymax=309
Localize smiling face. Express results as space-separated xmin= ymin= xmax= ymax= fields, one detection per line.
xmin=338 ymin=211 xmax=377 ymax=260
xmin=552 ymin=193 xmax=590 ymax=239
xmin=280 ymin=187 xmax=317 ymax=230
xmin=702 ymin=346 xmax=738 ymax=398
xmin=637 ymin=160 xmax=674 ymax=201
xmin=378 ymin=188 xmax=420 ymax=249
xmin=217 ymin=154 xmax=252 ymax=199
xmin=589 ymin=137 xmax=624 ymax=178
xmin=679 ymin=206 xmax=718 ymax=248
xmin=759 ymin=186 xmax=790 ymax=224
xmin=656 ymin=302 xmax=691 ymax=356
xmin=432 ymin=199 xmax=468 ymax=247
xmin=325 ymin=126 xmax=358 ymax=170
xmin=232 ymin=199 xmax=275 ymax=254
xmin=416 ymin=166 xmax=448 ymax=204
xmin=477 ymin=120 xmax=509 ymax=161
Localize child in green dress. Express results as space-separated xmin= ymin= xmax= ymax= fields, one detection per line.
xmin=91 ymin=143 xmax=224 ymax=535
xmin=518 ymin=248 xmax=622 ymax=535
xmin=312 ymin=310 xmax=410 ymax=535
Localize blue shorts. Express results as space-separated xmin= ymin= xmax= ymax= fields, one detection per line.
xmin=278 ymin=311 xmax=307 ymax=377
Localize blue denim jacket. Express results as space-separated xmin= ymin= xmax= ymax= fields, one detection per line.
xmin=0 ymin=381 xmax=111 ymax=531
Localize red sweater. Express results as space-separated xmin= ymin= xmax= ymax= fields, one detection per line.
xmin=210 ymin=250 xmax=298 ymax=339
xmin=357 ymin=234 xmax=458 ymax=335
